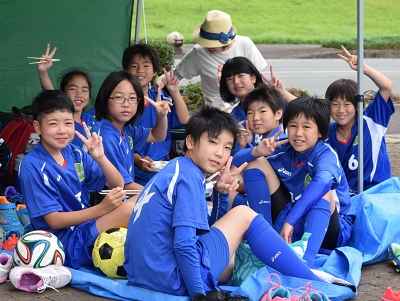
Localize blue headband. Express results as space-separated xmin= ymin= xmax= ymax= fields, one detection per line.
xmin=199 ymin=26 xmax=236 ymax=45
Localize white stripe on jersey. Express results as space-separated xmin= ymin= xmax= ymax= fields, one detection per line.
xmin=168 ymin=161 xmax=179 ymax=204
xmin=364 ymin=115 xmax=387 ymax=182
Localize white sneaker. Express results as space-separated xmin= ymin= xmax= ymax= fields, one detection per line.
xmin=0 ymin=252 xmax=13 ymax=283
xmin=9 ymin=265 xmax=72 ymax=293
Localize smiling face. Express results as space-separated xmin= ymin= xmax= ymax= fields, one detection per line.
xmin=226 ymin=73 xmax=256 ymax=102
xmin=330 ymin=96 xmax=356 ymax=127
xmin=34 ymin=110 xmax=75 ymax=156
xmin=107 ymin=79 xmax=139 ymax=131
xmin=64 ymin=75 xmax=90 ymax=115
xmin=286 ymin=113 xmax=321 ymax=154
xmin=127 ymin=54 xmax=157 ymax=89
xmin=247 ymin=100 xmax=282 ymax=137
xmin=185 ymin=130 xmax=234 ymax=175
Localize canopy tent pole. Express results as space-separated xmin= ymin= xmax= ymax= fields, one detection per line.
xmin=133 ymin=0 xmax=142 ymax=44
xmin=357 ymin=0 xmax=364 ymax=193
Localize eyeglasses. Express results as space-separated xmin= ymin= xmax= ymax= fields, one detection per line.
xmin=109 ymin=96 xmax=141 ymax=104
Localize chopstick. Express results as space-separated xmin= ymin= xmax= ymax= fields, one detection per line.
xmin=27 ymin=56 xmax=60 ymax=61
xmin=206 ymin=172 xmax=220 ymax=182
xmin=99 ymin=190 xmax=142 ymax=195
xmin=140 ymin=158 xmax=151 ymax=163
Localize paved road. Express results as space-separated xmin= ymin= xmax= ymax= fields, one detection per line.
xmin=267 ymin=58 xmax=400 ymax=97
xmin=176 ymin=58 xmax=400 ymax=98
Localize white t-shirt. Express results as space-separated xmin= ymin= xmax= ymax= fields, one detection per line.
xmin=175 ymin=35 xmax=267 ymax=107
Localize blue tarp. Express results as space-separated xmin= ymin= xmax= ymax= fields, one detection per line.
xmin=66 ymin=177 xmax=399 ymax=300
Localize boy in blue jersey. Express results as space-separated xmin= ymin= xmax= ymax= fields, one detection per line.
xmin=124 ymin=106 xmax=323 ymax=299
xmin=230 ymin=84 xmax=288 ymax=208
xmin=233 ymin=96 xmax=354 ymax=268
xmin=19 ymin=90 xmax=135 ymax=269
xmin=122 ymin=43 xmax=190 ymax=186
xmin=325 ymin=46 xmax=394 ymax=195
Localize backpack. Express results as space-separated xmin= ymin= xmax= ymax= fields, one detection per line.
xmin=0 ymin=107 xmax=36 ymax=186
xmin=0 ymin=138 xmax=12 ymax=193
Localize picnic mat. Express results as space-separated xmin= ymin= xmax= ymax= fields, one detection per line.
xmin=66 ymin=177 xmax=400 ymax=300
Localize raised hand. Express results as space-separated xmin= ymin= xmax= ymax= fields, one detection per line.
xmin=214 ymin=156 xmax=247 ymax=194
xmin=75 ymin=122 xmax=104 ymax=160
xmin=237 ymin=120 xmax=253 ymax=149
xmin=145 ymin=87 xmax=172 ymax=119
xmin=163 ymin=66 xmax=180 ymax=93
xmin=37 ymin=43 xmax=57 ymax=72
xmin=337 ymin=45 xmax=363 ymax=71
xmin=253 ymin=129 xmax=288 ymax=157
xmin=261 ymin=66 xmax=287 ymax=95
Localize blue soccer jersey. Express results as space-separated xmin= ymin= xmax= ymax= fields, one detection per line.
xmin=326 ymin=92 xmax=394 ymax=194
xmin=233 ymin=140 xmax=354 ymax=246
xmin=19 ymin=143 xmax=106 ymax=249
xmin=125 ymin=157 xmax=212 ymax=296
xmin=134 ymin=88 xmax=184 ymax=160
xmin=71 ymin=112 xmax=95 ymax=149
xmin=91 ymin=119 xmax=150 ymax=185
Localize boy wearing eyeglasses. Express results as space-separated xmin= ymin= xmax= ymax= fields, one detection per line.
xmin=122 ymin=43 xmax=190 ymax=185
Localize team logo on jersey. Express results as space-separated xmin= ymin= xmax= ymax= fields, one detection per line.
xmin=74 ymin=162 xmax=85 ymax=182
xmin=352 ymin=135 xmax=359 ymax=146
xmin=129 ymin=136 xmax=133 ymax=150
xmin=304 ymin=173 xmax=312 ymax=188
xmin=278 ymin=167 xmax=292 ymax=176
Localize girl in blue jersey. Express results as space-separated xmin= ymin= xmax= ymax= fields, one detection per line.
xmin=124 ymin=106 xmax=323 ymax=300
xmin=91 ymin=71 xmax=171 ymax=191
xmin=325 ymin=45 xmax=394 ymax=195
xmin=36 ymin=43 xmax=95 ymax=149
xmin=233 ymin=96 xmax=354 ymax=268
xmin=19 ymin=90 xmax=134 ymax=269
xmin=121 ymin=43 xmax=189 ymax=186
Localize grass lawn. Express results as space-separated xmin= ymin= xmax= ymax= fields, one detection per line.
xmin=131 ymin=0 xmax=400 ymax=47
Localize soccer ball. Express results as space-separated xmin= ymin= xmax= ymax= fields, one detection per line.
xmin=92 ymin=227 xmax=127 ymax=279
xmin=13 ymin=230 xmax=65 ymax=268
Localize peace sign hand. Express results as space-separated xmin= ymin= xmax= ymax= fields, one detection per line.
xmin=37 ymin=43 xmax=57 ymax=72
xmin=237 ymin=120 xmax=253 ymax=149
xmin=214 ymin=156 xmax=247 ymax=194
xmin=145 ymin=87 xmax=172 ymax=119
xmin=75 ymin=122 xmax=105 ymax=160
xmin=337 ymin=45 xmax=364 ymax=71
xmin=261 ymin=66 xmax=286 ymax=94
xmin=253 ymin=129 xmax=288 ymax=157
xmin=163 ymin=66 xmax=180 ymax=93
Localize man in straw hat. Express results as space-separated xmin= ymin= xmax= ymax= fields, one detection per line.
xmin=155 ymin=10 xmax=267 ymax=109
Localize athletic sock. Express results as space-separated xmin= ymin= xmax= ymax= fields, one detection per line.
xmin=302 ymin=198 xmax=331 ymax=268
xmin=243 ymin=169 xmax=272 ymax=224
xmin=244 ymin=214 xmax=321 ymax=281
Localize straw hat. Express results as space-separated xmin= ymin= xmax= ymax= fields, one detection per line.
xmin=193 ymin=10 xmax=237 ymax=48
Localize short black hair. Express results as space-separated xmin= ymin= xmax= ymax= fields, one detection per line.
xmin=94 ymin=71 xmax=144 ymax=126
xmin=242 ymin=84 xmax=285 ymax=123
xmin=183 ymin=106 xmax=241 ymax=153
xmin=122 ymin=43 xmax=160 ymax=73
xmin=32 ymin=90 xmax=74 ymax=123
xmin=325 ymin=78 xmax=357 ymax=110
xmin=283 ymin=96 xmax=330 ymax=141
xmin=219 ymin=57 xmax=263 ymax=104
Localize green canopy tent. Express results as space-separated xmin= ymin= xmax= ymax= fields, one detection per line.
xmin=0 ymin=0 xmax=134 ymax=112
